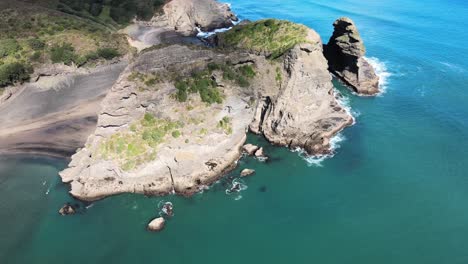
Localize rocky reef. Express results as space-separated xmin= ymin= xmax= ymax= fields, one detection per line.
xmin=324 ymin=17 xmax=380 ymax=95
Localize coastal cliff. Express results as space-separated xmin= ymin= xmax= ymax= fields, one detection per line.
xmin=60 ymin=18 xmax=353 ymax=201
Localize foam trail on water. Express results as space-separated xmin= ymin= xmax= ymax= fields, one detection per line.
xmin=365 ymin=56 xmax=392 ymax=95
xmin=335 ymin=89 xmax=359 ymax=118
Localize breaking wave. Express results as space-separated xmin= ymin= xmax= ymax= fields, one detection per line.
xmin=196 ymin=19 xmax=241 ymax=38
xmin=365 ymin=56 xmax=392 ymax=95
xmin=294 ymin=133 xmax=346 ymax=167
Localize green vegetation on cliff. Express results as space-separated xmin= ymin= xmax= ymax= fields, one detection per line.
xmin=98 ymin=113 xmax=182 ymax=171
xmin=0 ymin=5 xmax=128 ymax=88
xmin=57 ymin=0 xmax=166 ymax=27
xmin=0 ymin=62 xmax=32 ymax=87
xmin=173 ymin=63 xmax=256 ymax=104
xmin=218 ymin=19 xmax=310 ymax=59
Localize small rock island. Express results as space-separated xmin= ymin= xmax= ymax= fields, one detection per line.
xmin=0 ymin=0 xmax=379 ymax=203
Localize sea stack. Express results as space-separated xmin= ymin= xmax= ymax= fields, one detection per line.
xmin=324 ymin=17 xmax=380 ymax=95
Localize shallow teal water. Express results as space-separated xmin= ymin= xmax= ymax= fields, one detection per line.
xmin=2 ymin=0 xmax=468 ymax=263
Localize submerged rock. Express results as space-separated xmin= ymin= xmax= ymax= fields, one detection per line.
xmin=148 ymin=217 xmax=165 ymax=232
xmin=58 ymin=203 xmax=76 ymax=216
xmin=162 ymin=202 xmax=174 ymax=217
xmin=324 ymin=17 xmax=380 ymax=95
xmin=240 ymin=168 xmax=255 ymax=177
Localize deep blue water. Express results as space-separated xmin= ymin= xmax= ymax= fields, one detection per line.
xmin=1 ymin=0 xmax=468 ymax=263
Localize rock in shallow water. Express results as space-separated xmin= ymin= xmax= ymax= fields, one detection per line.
xmin=58 ymin=203 xmax=76 ymax=216
xmin=240 ymin=169 xmax=255 ymax=177
xmin=148 ymin=217 xmax=165 ymax=232
xmin=243 ymin=144 xmax=259 ymax=155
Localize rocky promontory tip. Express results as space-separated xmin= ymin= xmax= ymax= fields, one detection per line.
xmin=324 ymin=17 xmax=380 ymax=95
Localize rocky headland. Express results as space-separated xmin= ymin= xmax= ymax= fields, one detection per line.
xmin=0 ymin=0 xmax=381 ymax=202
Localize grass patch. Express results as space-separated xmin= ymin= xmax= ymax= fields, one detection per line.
xmin=217 ymin=116 xmax=233 ymax=135
xmin=98 ymin=113 xmax=182 ymax=171
xmin=128 ymin=71 xmax=162 ymax=91
xmin=0 ymin=7 xmax=129 ymax=87
xmin=218 ymin=19 xmax=310 ymax=59
xmin=173 ymin=62 xmax=256 ymax=104
xmin=57 ymin=0 xmax=166 ymax=27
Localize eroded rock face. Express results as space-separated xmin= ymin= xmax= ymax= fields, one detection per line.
xmin=255 ymin=30 xmax=353 ymax=155
xmin=324 ymin=17 xmax=379 ymax=95
xmin=161 ymin=0 xmax=237 ymax=35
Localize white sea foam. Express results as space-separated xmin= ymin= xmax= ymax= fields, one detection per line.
xmin=196 ymin=19 xmax=241 ymax=38
xmin=439 ymin=61 xmax=466 ymax=73
xmin=365 ymin=56 xmax=392 ymax=95
xmin=225 ymin=178 xmax=248 ymax=195
xmin=335 ymin=89 xmax=359 ymax=119
xmin=294 ymin=133 xmax=346 ymax=167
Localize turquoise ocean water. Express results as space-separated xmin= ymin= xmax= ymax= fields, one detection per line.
xmin=2 ymin=0 xmax=468 ymax=263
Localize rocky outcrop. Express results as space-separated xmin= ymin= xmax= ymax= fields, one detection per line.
xmin=242 ymin=144 xmax=259 ymax=155
xmin=240 ymin=168 xmax=255 ymax=177
xmin=324 ymin=17 xmax=379 ymax=95
xmin=151 ymin=0 xmax=237 ymax=36
xmin=60 ymin=20 xmax=355 ymax=201
xmin=148 ymin=217 xmax=165 ymax=232
xmin=254 ymin=147 xmax=265 ymax=158
xmin=253 ymin=30 xmax=353 ymax=155
xmin=59 ymin=203 xmax=76 ymax=216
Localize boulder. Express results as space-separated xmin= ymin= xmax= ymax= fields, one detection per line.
xmin=240 ymin=169 xmax=255 ymax=177
xmin=242 ymin=144 xmax=259 ymax=155
xmin=58 ymin=203 xmax=76 ymax=216
xmin=324 ymin=17 xmax=379 ymax=95
xmin=254 ymin=147 xmax=265 ymax=158
xmin=148 ymin=217 xmax=165 ymax=232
